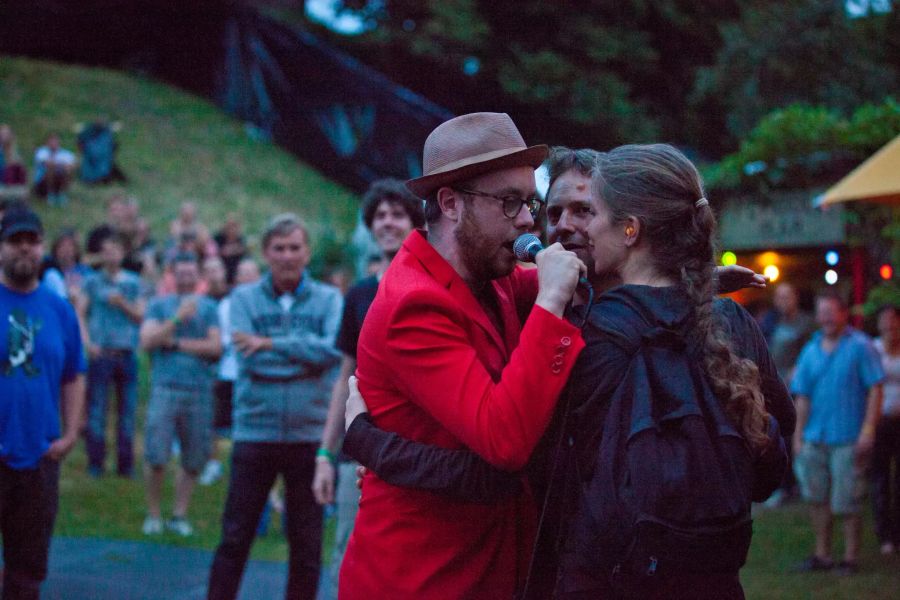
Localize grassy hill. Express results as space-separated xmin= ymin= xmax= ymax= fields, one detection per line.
xmin=0 ymin=55 xmax=359 ymax=255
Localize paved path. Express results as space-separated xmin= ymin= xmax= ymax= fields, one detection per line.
xmin=4 ymin=537 xmax=287 ymax=599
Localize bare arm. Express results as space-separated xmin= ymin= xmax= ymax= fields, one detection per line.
xmin=716 ymin=265 xmax=767 ymax=294
xmin=855 ymin=383 xmax=883 ymax=463
xmin=793 ymin=395 xmax=810 ymax=455
xmin=312 ymin=355 xmax=356 ymax=505
xmin=140 ymin=298 xmax=196 ymax=350
xmin=323 ymin=356 xmax=356 ymax=453
xmin=109 ymin=294 xmax=145 ymax=323
xmin=177 ymin=327 xmax=222 ymax=360
xmin=73 ymin=290 xmax=96 ymax=357
xmin=140 ymin=317 xmax=177 ymax=350
xmin=45 ymin=374 xmax=86 ymax=461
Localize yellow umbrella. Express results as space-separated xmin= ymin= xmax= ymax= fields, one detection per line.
xmin=818 ymin=134 xmax=900 ymax=206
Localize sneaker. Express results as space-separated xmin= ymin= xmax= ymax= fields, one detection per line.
xmin=880 ymin=542 xmax=896 ymax=556
xmin=166 ymin=517 xmax=193 ymax=537
xmin=142 ymin=516 xmax=163 ymax=535
xmin=834 ymin=561 xmax=859 ymax=576
xmin=792 ymin=555 xmax=834 ymax=573
xmin=87 ymin=465 xmax=104 ymax=479
xmin=199 ymin=460 xmax=223 ymax=486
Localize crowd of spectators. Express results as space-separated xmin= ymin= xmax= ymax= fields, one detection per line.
xmin=0 ymin=170 xmax=409 ymax=599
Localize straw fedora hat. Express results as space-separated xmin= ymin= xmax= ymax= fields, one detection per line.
xmin=406 ymin=112 xmax=548 ymax=198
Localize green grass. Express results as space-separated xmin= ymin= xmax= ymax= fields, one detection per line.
xmin=0 ymin=55 xmax=359 ymax=251
xmin=55 ymin=354 xmax=294 ymax=561
xmin=742 ymin=504 xmax=900 ymax=599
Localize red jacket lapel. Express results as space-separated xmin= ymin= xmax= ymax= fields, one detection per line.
xmin=404 ymin=230 xmax=508 ymax=357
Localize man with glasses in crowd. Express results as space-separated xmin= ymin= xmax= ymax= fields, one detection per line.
xmin=338 ymin=113 xmax=585 ymax=599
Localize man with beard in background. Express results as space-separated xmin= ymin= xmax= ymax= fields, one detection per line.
xmin=0 ymin=207 xmax=85 ymax=598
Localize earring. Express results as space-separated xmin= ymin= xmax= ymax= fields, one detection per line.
xmin=625 ymin=226 xmax=635 ymax=237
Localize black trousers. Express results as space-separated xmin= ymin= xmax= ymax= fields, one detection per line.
xmin=872 ymin=415 xmax=900 ymax=545
xmin=207 ymin=442 xmax=322 ymax=600
xmin=0 ymin=458 xmax=60 ymax=600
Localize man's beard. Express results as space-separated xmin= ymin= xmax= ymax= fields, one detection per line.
xmin=3 ymin=258 xmax=39 ymax=287
xmin=454 ymin=204 xmax=510 ymax=284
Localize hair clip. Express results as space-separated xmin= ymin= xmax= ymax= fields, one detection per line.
xmin=695 ymin=197 xmax=709 ymax=209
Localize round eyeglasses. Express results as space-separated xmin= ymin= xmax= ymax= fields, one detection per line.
xmin=454 ymin=188 xmax=545 ymax=219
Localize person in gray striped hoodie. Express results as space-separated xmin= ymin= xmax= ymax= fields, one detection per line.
xmin=208 ymin=213 xmax=343 ymax=600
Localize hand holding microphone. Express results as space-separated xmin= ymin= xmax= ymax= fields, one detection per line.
xmin=514 ymin=234 xmax=585 ymax=318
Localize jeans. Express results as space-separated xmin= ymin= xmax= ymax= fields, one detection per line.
xmin=85 ymin=351 xmax=137 ymax=475
xmin=0 ymin=458 xmax=60 ymax=600
xmin=208 ymin=442 xmax=322 ymax=600
xmin=872 ymin=415 xmax=900 ymax=545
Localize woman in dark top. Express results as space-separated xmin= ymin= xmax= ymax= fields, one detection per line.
xmin=343 ymin=144 xmax=794 ymax=599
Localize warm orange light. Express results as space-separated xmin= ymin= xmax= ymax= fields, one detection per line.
xmin=763 ymin=265 xmax=780 ymax=282
xmin=759 ymin=251 xmax=779 ymax=267
xmin=881 ymin=264 xmax=894 ymax=280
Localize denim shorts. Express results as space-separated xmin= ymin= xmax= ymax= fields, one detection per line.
xmin=794 ymin=442 xmax=867 ymax=515
xmin=144 ymin=385 xmax=213 ymax=473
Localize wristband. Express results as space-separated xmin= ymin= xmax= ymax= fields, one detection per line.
xmin=170 ymin=315 xmax=181 ymax=327
xmin=316 ymin=447 xmax=336 ymax=463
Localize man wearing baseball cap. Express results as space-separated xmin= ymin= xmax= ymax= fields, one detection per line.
xmin=339 ymin=113 xmax=585 ymax=598
xmin=0 ymin=206 xmax=86 ymax=598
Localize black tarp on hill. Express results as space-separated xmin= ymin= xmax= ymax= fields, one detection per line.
xmin=0 ymin=0 xmax=453 ymax=193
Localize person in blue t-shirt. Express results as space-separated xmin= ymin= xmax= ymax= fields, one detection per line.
xmin=82 ymin=234 xmax=145 ymax=478
xmin=0 ymin=207 xmax=86 ymax=598
xmin=139 ymin=252 xmax=221 ymax=538
xmin=792 ymin=291 xmax=885 ymax=576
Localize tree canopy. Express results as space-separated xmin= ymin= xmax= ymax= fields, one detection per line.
xmin=274 ymin=0 xmax=898 ymax=157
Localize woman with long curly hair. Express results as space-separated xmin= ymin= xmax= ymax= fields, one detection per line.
xmin=556 ymin=144 xmax=795 ymax=598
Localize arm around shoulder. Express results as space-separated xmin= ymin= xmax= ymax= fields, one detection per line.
xmin=383 ymin=288 xmax=584 ymax=470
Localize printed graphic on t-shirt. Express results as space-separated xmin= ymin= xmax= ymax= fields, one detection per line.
xmin=3 ymin=309 xmax=42 ymax=376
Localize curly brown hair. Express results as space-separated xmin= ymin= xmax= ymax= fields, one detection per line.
xmin=593 ymin=143 xmax=771 ymax=450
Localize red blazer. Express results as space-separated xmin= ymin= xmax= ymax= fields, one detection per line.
xmin=340 ymin=230 xmax=585 ymax=599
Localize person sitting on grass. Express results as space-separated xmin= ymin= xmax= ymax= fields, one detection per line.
xmin=33 ymin=132 xmax=77 ymax=206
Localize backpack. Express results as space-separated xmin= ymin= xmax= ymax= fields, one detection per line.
xmin=571 ymin=323 xmax=756 ymax=597
xmin=77 ymin=122 xmax=126 ymax=184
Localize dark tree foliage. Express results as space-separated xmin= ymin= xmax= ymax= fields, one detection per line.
xmin=254 ymin=0 xmax=898 ymax=157
xmin=294 ymin=0 xmax=742 ymax=151
xmin=694 ymin=0 xmax=899 ymax=145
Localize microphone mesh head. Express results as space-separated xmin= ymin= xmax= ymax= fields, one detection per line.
xmin=513 ymin=233 xmax=543 ymax=262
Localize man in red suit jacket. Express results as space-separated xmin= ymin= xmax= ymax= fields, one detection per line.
xmin=339 ymin=113 xmax=586 ymax=599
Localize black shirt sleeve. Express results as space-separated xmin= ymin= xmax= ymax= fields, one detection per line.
xmin=342 ymin=414 xmax=521 ymax=504
xmin=335 ymin=277 xmax=379 ymax=358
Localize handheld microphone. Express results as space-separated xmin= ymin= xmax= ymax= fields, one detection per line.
xmin=513 ymin=233 xmax=592 ymax=290
xmin=512 ymin=233 xmax=544 ymax=263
